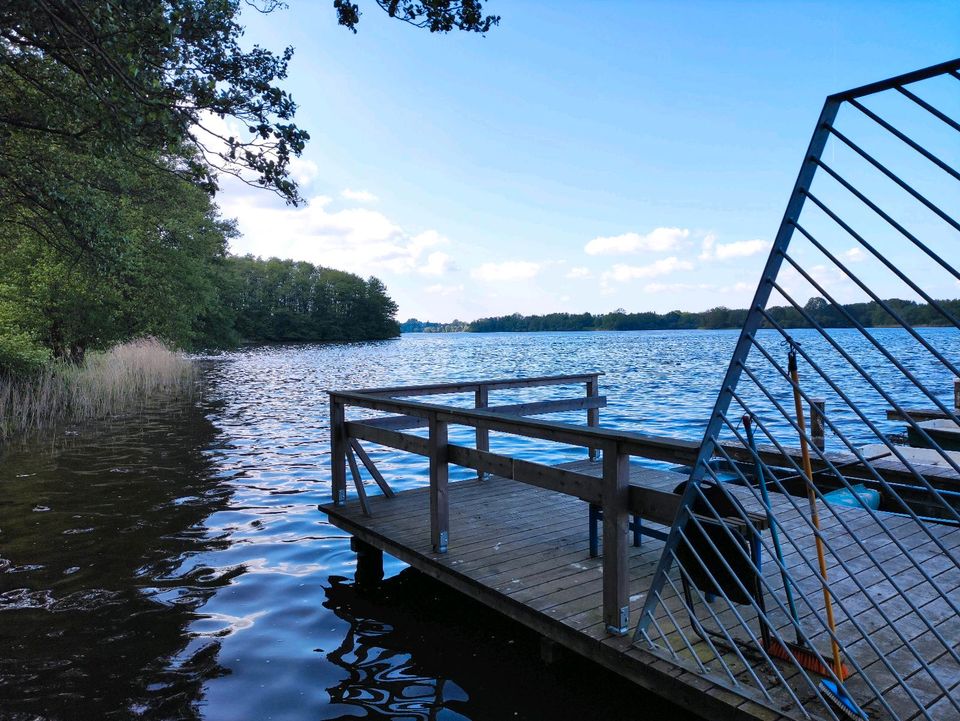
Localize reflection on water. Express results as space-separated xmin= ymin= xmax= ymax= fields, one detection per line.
xmin=0 ymin=399 xmax=232 ymax=719
xmin=323 ymin=569 xmax=682 ymax=720
xmin=1 ymin=329 xmax=955 ymax=719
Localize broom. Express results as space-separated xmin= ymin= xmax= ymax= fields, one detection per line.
xmin=743 ymin=414 xmax=834 ymax=677
xmin=788 ymin=346 xmax=868 ymax=720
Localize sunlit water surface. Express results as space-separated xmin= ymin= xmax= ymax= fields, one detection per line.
xmin=1 ymin=328 xmax=956 ymax=720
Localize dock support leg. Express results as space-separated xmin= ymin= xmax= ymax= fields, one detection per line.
xmin=475 ymin=386 xmax=489 ymax=481
xmin=810 ymin=397 xmax=826 ymax=451
xmin=540 ymin=637 xmax=559 ymax=665
xmin=331 ymin=396 xmax=347 ymax=505
xmin=587 ymin=378 xmax=600 ymax=461
xmin=351 ymin=537 xmax=383 ymax=587
xmin=429 ymin=415 xmax=449 ymax=553
xmin=602 ymin=443 xmax=630 ymax=635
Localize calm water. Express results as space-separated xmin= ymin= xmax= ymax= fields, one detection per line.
xmin=1 ymin=329 xmax=957 ymax=720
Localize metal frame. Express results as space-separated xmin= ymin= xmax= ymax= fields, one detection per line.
xmin=635 ymin=59 xmax=960 ymax=721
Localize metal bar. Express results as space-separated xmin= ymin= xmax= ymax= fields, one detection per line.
xmin=778 ymin=237 xmax=960 ymax=417
xmin=803 ymin=177 xmax=960 ymax=302
xmin=827 ymin=58 xmax=960 ymax=102
xmin=709 ymin=430 xmax=937 ymax=719
xmin=895 ymin=85 xmax=960 ymax=133
xmin=764 ymin=285 xmax=960 ymax=515
xmin=848 ymin=97 xmax=960 ymax=181
xmin=715 ymin=414 xmax=954 ymax=717
xmin=748 ymin=321 xmax=960 ymax=538
xmin=741 ymin=339 xmax=960 ymax=561
xmin=664 ymin=549 xmax=763 ymax=692
xmin=634 ymin=95 xmax=842 ymax=639
xmin=825 ymin=123 xmax=960 ymax=233
xmin=737 ymin=341 xmax=960 ymax=628
xmin=675 ymin=496 xmax=849 ymax=719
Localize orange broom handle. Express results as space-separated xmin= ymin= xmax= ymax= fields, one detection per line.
xmin=789 ymin=348 xmax=844 ymax=680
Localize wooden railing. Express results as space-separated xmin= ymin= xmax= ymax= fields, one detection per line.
xmin=329 ymin=373 xmax=706 ymax=634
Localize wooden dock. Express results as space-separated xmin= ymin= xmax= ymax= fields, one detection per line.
xmin=324 ymin=374 xmax=960 ymax=721
xmin=322 ymin=461 xmax=960 ymax=721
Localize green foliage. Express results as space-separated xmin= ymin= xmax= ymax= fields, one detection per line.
xmin=0 ymin=0 xmax=309 ymax=210
xmin=0 ymin=326 xmax=49 ymax=376
xmin=335 ymin=0 xmax=499 ymax=33
xmin=0 ymin=148 xmax=236 ymax=363
xmin=222 ymin=256 xmax=400 ymax=342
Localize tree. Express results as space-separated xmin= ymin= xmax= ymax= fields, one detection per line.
xmin=334 ymin=0 xmax=499 ymax=33
xmin=0 ymin=148 xmax=236 ymax=363
xmin=1 ymin=1 xmax=309 ymax=203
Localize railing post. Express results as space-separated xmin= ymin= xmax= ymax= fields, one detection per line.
xmin=602 ymin=441 xmax=629 ymax=635
xmin=954 ymin=377 xmax=959 ymax=410
xmin=475 ymin=385 xmax=489 ymax=480
xmin=330 ymin=395 xmax=347 ymax=505
xmin=810 ymin=397 xmax=826 ymax=451
xmin=429 ymin=413 xmax=449 ymax=553
xmin=587 ymin=376 xmax=600 ymax=461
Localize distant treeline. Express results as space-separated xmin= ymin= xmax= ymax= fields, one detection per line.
xmin=403 ymin=297 xmax=960 ymax=334
xmin=400 ymin=319 xmax=470 ymax=333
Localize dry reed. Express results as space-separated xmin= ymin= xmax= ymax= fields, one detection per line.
xmin=0 ymin=337 xmax=196 ymax=441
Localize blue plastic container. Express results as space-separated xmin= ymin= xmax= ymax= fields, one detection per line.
xmin=824 ymin=484 xmax=881 ymax=511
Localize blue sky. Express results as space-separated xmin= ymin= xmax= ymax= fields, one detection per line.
xmin=216 ymin=1 xmax=960 ymax=322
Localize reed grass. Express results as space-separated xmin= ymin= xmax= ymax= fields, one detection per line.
xmin=0 ymin=338 xmax=196 ymax=441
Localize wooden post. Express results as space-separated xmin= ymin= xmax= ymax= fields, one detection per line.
xmin=587 ymin=377 xmax=600 ymax=461
xmin=351 ymin=537 xmax=383 ymax=587
xmin=475 ymin=385 xmax=489 ymax=480
xmin=954 ymin=378 xmax=959 ymax=410
xmin=810 ymin=397 xmax=826 ymax=451
xmin=429 ymin=414 xmax=449 ymax=553
xmin=331 ymin=395 xmax=347 ymax=505
xmin=602 ymin=442 xmax=629 ymax=635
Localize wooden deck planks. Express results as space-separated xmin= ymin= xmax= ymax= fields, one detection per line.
xmin=322 ymin=461 xmax=959 ymax=721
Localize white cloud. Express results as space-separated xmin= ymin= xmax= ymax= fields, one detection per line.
xmin=410 ymin=229 xmax=447 ymax=253
xmin=643 ymin=282 xmax=715 ymax=293
xmin=341 ymin=188 xmax=378 ymax=203
xmin=585 ymin=227 xmax=690 ymax=256
xmin=425 ymin=283 xmax=465 ymax=297
xmin=842 ymin=247 xmax=866 ymax=263
xmin=419 ymin=251 xmax=457 ymax=276
xmin=603 ymin=257 xmax=694 ymax=283
xmin=471 ymin=261 xmax=541 ymax=282
xmin=220 ymin=191 xmax=458 ymax=277
xmin=700 ymin=236 xmax=771 ymax=261
xmin=565 ymin=266 xmax=592 ymax=279
xmin=289 ymin=157 xmax=320 ymax=186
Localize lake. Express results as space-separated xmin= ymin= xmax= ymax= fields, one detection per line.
xmin=1 ymin=328 xmax=957 ymax=720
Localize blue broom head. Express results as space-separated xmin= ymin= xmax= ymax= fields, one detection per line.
xmin=820 ymin=679 xmax=869 ymax=721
